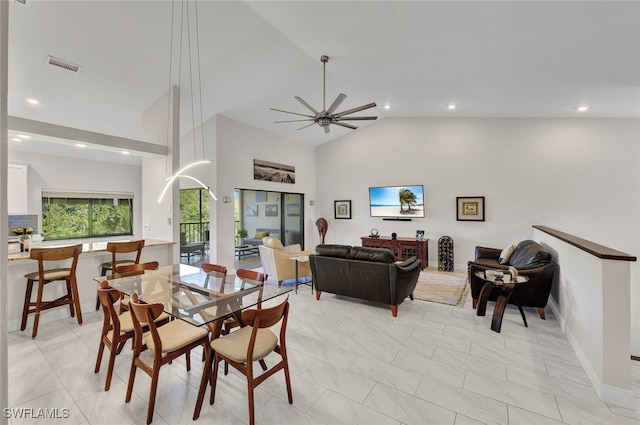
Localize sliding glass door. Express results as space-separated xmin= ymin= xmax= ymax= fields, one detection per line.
xmin=235 ymin=189 xmax=304 ymax=247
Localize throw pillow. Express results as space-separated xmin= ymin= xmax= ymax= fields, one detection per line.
xmin=254 ymin=231 xmax=269 ymax=239
xmin=499 ymin=244 xmax=517 ymax=265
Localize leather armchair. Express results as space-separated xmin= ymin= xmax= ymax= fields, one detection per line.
xmin=258 ymin=237 xmax=314 ymax=286
xmin=467 ymin=240 xmax=556 ymax=319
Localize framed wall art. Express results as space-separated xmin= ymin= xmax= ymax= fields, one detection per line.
xmin=334 ymin=200 xmax=352 ymax=219
xmin=456 ymin=196 xmax=485 ymax=221
xmin=265 ymin=204 xmax=278 ymax=217
xmin=246 ymin=204 xmax=258 ymax=217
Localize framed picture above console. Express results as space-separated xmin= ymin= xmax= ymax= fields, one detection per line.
xmin=334 ymin=200 xmax=352 ymax=219
xmin=456 ymin=196 xmax=485 ymax=221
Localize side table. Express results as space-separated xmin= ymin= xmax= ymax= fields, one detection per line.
xmin=474 ymin=270 xmax=530 ymax=333
xmin=291 ymin=255 xmax=312 ymax=294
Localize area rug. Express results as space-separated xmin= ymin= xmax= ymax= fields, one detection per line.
xmin=413 ymin=269 xmax=469 ymax=307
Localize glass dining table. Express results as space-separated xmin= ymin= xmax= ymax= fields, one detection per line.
xmin=94 ymin=263 xmax=292 ymax=334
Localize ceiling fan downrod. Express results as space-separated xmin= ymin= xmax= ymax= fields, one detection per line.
xmin=321 ymin=55 xmax=329 ymax=112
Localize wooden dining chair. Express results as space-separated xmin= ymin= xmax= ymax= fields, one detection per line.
xmin=113 ymin=261 xmax=159 ymax=313
xmin=94 ymin=280 xmax=169 ymax=391
xmin=201 ymin=263 xmax=227 ymax=291
xmin=21 ymin=244 xmax=83 ymax=338
xmin=95 ymin=240 xmax=145 ymax=310
xmin=194 ymin=296 xmax=292 ymax=425
xmin=126 ymin=292 xmax=211 ymax=425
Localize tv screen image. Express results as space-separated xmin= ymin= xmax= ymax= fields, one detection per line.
xmin=369 ymin=185 xmax=425 ymax=218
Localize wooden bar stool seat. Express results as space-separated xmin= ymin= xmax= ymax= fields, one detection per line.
xmin=21 ymin=244 xmax=83 ymax=338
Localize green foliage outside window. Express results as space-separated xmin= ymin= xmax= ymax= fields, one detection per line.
xmin=42 ymin=196 xmax=133 ymax=240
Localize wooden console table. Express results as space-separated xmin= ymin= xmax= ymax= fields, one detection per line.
xmin=361 ymin=236 xmax=428 ymax=270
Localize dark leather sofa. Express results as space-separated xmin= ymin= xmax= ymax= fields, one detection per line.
xmin=467 ymin=240 xmax=556 ymax=319
xmin=309 ymin=244 xmax=422 ymax=317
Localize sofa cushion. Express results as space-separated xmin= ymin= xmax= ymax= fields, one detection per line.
xmin=509 ymin=240 xmax=551 ymax=267
xmin=315 ymin=244 xmax=352 ymax=258
xmin=348 ymin=246 xmax=395 ymax=263
xmin=499 ymin=244 xmax=516 ymax=265
xmin=254 ymin=231 xmax=269 ymax=239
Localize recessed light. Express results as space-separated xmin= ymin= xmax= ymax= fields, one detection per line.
xmin=75 ymin=143 xmax=86 ymax=148
xmin=383 ymin=104 xmax=391 ymax=110
xmin=17 ymin=134 xmax=30 ymax=139
xmin=448 ymin=104 xmax=457 ymax=110
xmin=121 ymin=150 xmax=130 ymax=155
xmin=26 ymin=98 xmax=39 ymax=105
xmin=576 ymin=106 xmax=590 ymax=112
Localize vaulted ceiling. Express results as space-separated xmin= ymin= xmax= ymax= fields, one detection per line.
xmin=7 ymin=1 xmax=640 ymax=161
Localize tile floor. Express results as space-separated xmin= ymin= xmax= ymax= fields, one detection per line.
xmin=8 ymin=280 xmax=640 ymax=425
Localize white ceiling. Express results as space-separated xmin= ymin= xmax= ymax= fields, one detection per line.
xmin=7 ymin=0 xmax=640 ymax=162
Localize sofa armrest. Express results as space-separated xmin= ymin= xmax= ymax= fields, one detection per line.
xmin=392 ymin=257 xmax=422 ymax=304
xmin=475 ymin=246 xmax=502 ymax=260
xmin=283 ymin=244 xmax=302 ymax=254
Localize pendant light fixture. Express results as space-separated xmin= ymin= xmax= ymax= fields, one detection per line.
xmin=158 ymin=0 xmax=215 ymax=203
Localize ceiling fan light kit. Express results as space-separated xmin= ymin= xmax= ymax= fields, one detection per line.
xmin=272 ymin=55 xmax=378 ymax=133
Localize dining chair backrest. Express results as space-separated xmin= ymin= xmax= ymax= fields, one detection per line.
xmin=128 ymin=293 xmax=165 ymax=350
xmin=96 ymin=280 xmax=123 ymax=325
xmin=236 ymin=268 xmax=266 ymax=287
xmin=201 ymin=263 xmax=227 ymax=290
xmin=30 ymin=244 xmax=82 ymax=277
xmin=107 ymin=240 xmax=145 ymax=267
xmin=115 ymin=261 xmax=159 ymax=276
xmin=242 ymin=296 xmax=289 ymax=331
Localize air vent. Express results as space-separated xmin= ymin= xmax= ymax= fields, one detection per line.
xmin=45 ymin=56 xmax=81 ymax=73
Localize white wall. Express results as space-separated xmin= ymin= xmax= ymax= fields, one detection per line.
xmin=214 ymin=115 xmax=316 ymax=270
xmin=8 ymin=150 xmax=143 ymax=236
xmin=316 ymin=117 xmax=640 ymax=351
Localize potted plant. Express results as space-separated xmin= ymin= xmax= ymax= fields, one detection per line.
xmin=236 ymin=228 xmax=248 ymax=246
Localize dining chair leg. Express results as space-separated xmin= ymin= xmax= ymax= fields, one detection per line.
xmin=247 ymin=370 xmax=256 ymax=425
xmin=66 ymin=280 xmax=75 ymax=318
xmin=209 ymin=353 xmax=221 ymax=405
xmin=125 ymin=362 xmax=138 ymax=403
xmin=104 ymin=344 xmax=118 ymax=391
xmin=21 ymin=279 xmax=34 ymax=331
xmin=31 ymin=280 xmax=45 ymax=338
xmin=146 ymin=368 xmax=160 ymax=424
xmin=186 ymin=350 xmax=191 ymax=371
xmin=70 ymin=277 xmax=83 ymax=325
xmin=193 ymin=344 xmax=212 ymax=420
xmin=94 ymin=339 xmax=105 ymax=374
xmin=284 ymin=356 xmax=293 ymax=404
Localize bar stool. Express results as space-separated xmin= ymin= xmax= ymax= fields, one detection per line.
xmin=21 ymin=244 xmax=83 ymax=338
xmin=95 ymin=240 xmax=145 ymax=310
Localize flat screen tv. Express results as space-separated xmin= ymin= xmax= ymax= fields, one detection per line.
xmin=369 ymin=185 xmax=425 ymax=218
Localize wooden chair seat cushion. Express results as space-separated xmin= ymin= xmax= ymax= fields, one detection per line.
xmin=146 ymin=319 xmax=209 ymax=353
xmin=210 ymin=326 xmax=277 ymax=363
xmin=24 ymin=268 xmax=72 ymax=280
xmin=107 ymin=311 xmax=170 ymax=339
xmin=100 ymin=259 xmax=136 ymax=271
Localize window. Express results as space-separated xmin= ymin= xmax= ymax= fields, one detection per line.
xmin=179 ymin=188 xmax=210 ymax=243
xmin=42 ymin=191 xmax=133 ymax=240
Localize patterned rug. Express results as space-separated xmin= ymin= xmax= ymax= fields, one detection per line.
xmin=413 ymin=269 xmax=469 ymax=307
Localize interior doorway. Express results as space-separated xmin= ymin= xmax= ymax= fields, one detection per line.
xmin=234 ymin=188 xmax=304 ymax=248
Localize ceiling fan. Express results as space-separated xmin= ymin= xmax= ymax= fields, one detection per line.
xmin=271 ymin=55 xmax=377 ymax=133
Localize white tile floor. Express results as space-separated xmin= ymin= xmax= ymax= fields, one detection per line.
xmin=8 ymin=284 xmax=640 ymax=425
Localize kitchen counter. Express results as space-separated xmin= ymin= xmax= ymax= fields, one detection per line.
xmin=8 ymin=238 xmax=173 ymax=261
xmin=6 ymin=238 xmax=175 ymax=332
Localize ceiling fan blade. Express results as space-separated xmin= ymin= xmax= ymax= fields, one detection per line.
xmin=270 ymin=108 xmax=314 ymax=118
xmin=297 ymin=122 xmax=317 ymax=131
xmin=333 ymin=121 xmax=358 ymax=130
xmin=326 ymin=93 xmax=347 ymax=115
xmin=274 ymin=119 xmax=314 ymax=123
xmin=339 ymin=116 xmax=378 ymax=121
xmin=335 ymin=102 xmax=377 ymax=117
xmin=295 ymin=96 xmax=320 ymax=115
